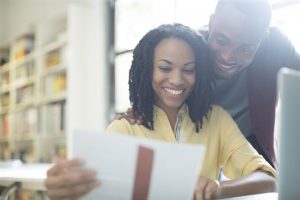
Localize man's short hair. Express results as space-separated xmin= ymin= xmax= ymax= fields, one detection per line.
xmin=215 ymin=0 xmax=272 ymax=29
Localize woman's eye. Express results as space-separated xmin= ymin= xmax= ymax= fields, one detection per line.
xmin=158 ymin=66 xmax=171 ymax=72
xmin=183 ymin=69 xmax=195 ymax=74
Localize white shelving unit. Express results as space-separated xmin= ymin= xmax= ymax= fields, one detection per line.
xmin=0 ymin=20 xmax=68 ymax=163
xmin=0 ymin=0 xmax=111 ymax=164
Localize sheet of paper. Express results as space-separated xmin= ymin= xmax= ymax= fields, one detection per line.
xmin=70 ymin=131 xmax=205 ymax=200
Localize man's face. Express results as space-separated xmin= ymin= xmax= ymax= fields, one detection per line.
xmin=208 ymin=4 xmax=267 ymax=79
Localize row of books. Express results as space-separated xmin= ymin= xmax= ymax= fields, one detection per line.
xmin=41 ymin=102 xmax=66 ymax=134
xmin=0 ymin=102 xmax=66 ymax=138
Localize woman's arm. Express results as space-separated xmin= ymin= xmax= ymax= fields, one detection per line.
xmin=45 ymin=159 xmax=100 ymax=200
xmin=194 ymin=170 xmax=276 ymax=200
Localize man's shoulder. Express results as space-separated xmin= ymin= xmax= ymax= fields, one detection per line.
xmin=252 ymin=26 xmax=296 ymax=69
xmin=263 ymin=26 xmax=293 ymax=49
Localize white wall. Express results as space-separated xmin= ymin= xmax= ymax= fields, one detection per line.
xmin=0 ymin=1 xmax=8 ymax=43
xmin=1 ymin=0 xmax=69 ymax=43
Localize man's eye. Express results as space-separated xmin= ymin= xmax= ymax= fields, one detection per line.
xmin=216 ymin=37 xmax=227 ymax=46
xmin=238 ymin=47 xmax=254 ymax=55
xmin=158 ymin=66 xmax=171 ymax=72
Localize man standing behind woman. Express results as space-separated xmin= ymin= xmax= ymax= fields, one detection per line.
xmin=45 ymin=24 xmax=276 ymax=200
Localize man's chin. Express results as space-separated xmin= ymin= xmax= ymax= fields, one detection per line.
xmin=213 ymin=65 xmax=238 ymax=80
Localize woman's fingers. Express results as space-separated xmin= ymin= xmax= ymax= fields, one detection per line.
xmin=45 ymin=158 xmax=100 ymax=200
xmin=45 ymin=167 xmax=98 ymax=189
xmin=194 ymin=176 xmax=220 ymax=200
xmin=204 ymin=179 xmax=220 ymax=199
xmin=47 ymin=159 xmax=85 ymax=176
xmin=47 ymin=179 xmax=100 ymax=199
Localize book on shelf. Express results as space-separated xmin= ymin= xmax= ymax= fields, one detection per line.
xmin=0 ymin=146 xmax=10 ymax=160
xmin=15 ymin=61 xmax=35 ymax=81
xmin=0 ymin=71 xmax=10 ymax=89
xmin=16 ymin=84 xmax=35 ymax=104
xmin=0 ymin=48 xmax=10 ymax=66
xmin=41 ymin=101 xmax=65 ymax=135
xmin=0 ymin=114 xmax=9 ymax=138
xmin=10 ymin=34 xmax=34 ymax=61
xmin=45 ymin=48 xmax=62 ymax=68
xmin=0 ymin=92 xmax=10 ymax=108
xmin=45 ymin=72 xmax=67 ymax=97
xmin=14 ymin=107 xmax=38 ymax=136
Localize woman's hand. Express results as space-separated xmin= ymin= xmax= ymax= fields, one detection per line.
xmin=194 ymin=176 xmax=221 ymax=200
xmin=45 ymin=159 xmax=100 ymax=200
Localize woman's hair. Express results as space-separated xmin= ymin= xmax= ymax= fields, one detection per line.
xmin=129 ymin=23 xmax=213 ymax=132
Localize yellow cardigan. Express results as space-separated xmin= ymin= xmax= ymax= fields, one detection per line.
xmin=106 ymin=105 xmax=276 ymax=179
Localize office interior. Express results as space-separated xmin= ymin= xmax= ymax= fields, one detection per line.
xmin=0 ymin=0 xmax=299 ymax=199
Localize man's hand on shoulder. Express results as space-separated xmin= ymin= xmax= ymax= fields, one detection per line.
xmin=115 ymin=108 xmax=143 ymax=125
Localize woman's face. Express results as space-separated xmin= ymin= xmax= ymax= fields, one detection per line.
xmin=152 ymin=37 xmax=196 ymax=113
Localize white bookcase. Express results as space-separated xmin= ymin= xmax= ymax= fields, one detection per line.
xmin=0 ymin=0 xmax=111 ymax=163
xmin=0 ymin=14 xmax=68 ymax=163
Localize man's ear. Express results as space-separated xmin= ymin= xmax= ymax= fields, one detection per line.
xmin=261 ymin=29 xmax=270 ymax=43
xmin=208 ymin=14 xmax=215 ymax=33
xmin=265 ymin=30 xmax=270 ymax=39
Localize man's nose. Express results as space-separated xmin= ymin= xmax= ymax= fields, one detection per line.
xmin=220 ymin=48 xmax=237 ymax=65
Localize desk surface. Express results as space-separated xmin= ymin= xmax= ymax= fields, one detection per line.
xmin=0 ymin=164 xmax=278 ymax=198
xmin=0 ymin=163 xmax=53 ymax=191
xmin=222 ymin=192 xmax=278 ymax=200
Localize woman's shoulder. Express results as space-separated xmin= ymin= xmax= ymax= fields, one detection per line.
xmin=106 ymin=118 xmax=132 ymax=133
xmin=208 ymin=105 xmax=231 ymax=118
xmin=203 ymin=105 xmax=235 ymax=129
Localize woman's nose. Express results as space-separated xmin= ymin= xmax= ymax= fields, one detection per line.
xmin=169 ymin=71 xmax=184 ymax=86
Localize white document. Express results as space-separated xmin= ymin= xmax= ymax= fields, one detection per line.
xmin=70 ymin=131 xmax=205 ymax=200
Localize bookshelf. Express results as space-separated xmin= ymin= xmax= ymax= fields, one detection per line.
xmin=0 ymin=0 xmax=111 ymax=199
xmin=0 ymin=0 xmax=111 ymax=166
xmin=0 ymin=15 xmax=68 ymax=163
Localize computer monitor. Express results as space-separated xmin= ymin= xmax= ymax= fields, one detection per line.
xmin=276 ymin=68 xmax=300 ymax=200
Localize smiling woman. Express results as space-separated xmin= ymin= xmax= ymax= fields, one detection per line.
xmin=127 ymin=23 xmax=212 ymax=132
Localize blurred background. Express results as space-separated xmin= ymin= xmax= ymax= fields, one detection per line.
xmin=0 ymin=0 xmax=299 ymax=164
